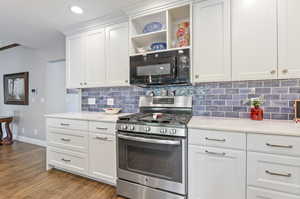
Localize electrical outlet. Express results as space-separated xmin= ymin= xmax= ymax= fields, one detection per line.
xmin=107 ymin=98 xmax=114 ymax=106
xmin=88 ymin=98 xmax=96 ymax=105
xmin=250 ymin=88 xmax=256 ymax=95
xmin=34 ymin=129 xmax=38 ymax=135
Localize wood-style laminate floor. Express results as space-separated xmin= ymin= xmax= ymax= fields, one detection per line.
xmin=0 ymin=141 xmax=125 ymax=199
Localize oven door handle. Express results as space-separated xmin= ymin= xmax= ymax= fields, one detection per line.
xmin=118 ymin=134 xmax=181 ymax=146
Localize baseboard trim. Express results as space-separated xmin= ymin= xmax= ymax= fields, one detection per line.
xmin=16 ymin=136 xmax=47 ymax=147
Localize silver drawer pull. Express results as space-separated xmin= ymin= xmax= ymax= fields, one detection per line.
xmin=60 ymin=123 xmax=70 ymax=126
xmin=61 ymin=138 xmax=71 ymax=142
xmin=205 ymin=137 xmax=226 ymax=142
xmin=95 ymin=136 xmax=110 ymax=141
xmin=96 ymin=127 xmax=108 ymax=131
xmin=265 ymin=170 xmax=292 ymax=177
xmin=205 ymin=150 xmax=226 ymax=156
xmin=61 ymin=158 xmax=71 ymax=162
xmin=266 ymin=143 xmax=293 ymax=149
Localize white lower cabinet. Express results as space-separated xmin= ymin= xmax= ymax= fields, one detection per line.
xmin=248 ymin=152 xmax=300 ymax=195
xmin=47 ymin=147 xmax=88 ymax=175
xmin=46 ymin=118 xmax=117 ymax=185
xmin=248 ymin=187 xmax=300 ymax=199
xmin=89 ymin=133 xmax=116 ymax=185
xmin=188 ymin=145 xmax=246 ymax=199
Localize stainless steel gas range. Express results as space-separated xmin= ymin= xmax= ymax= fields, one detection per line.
xmin=116 ymin=96 xmax=192 ymax=199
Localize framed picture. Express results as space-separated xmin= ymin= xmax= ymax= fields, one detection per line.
xmin=4 ymin=72 xmax=29 ymax=105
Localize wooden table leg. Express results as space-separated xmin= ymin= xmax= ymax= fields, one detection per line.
xmin=0 ymin=122 xmax=3 ymax=145
xmin=2 ymin=121 xmax=13 ymax=145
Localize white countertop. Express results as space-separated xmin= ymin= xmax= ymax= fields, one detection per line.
xmin=45 ymin=112 xmax=132 ymax=123
xmin=189 ymin=116 xmax=300 ymax=137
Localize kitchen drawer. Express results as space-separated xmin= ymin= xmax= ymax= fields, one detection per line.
xmin=89 ymin=121 xmax=116 ymax=134
xmin=248 ymin=187 xmax=300 ymax=199
xmin=47 ymin=118 xmax=88 ymax=131
xmin=189 ymin=129 xmax=246 ymax=150
xmin=248 ymin=152 xmax=300 ymax=195
xmin=47 ymin=147 xmax=88 ymax=175
xmin=248 ymin=134 xmax=300 ymax=157
xmin=47 ymin=128 xmax=88 ymax=152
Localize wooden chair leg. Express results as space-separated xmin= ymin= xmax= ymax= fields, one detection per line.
xmin=0 ymin=122 xmax=3 ymax=145
xmin=2 ymin=122 xmax=13 ymax=145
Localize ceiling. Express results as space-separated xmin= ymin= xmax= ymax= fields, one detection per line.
xmin=0 ymin=0 xmax=143 ymax=59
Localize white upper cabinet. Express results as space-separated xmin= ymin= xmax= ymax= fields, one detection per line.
xmin=193 ymin=0 xmax=231 ymax=82
xmin=106 ymin=22 xmax=129 ymax=86
xmin=66 ymin=34 xmax=85 ymax=88
xmin=66 ymin=22 xmax=129 ymax=89
xmin=232 ymin=0 xmax=278 ymax=81
xmin=85 ymin=29 xmax=106 ymax=87
xmin=278 ymin=0 xmax=300 ymax=79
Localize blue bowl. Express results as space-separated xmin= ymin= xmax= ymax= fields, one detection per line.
xmin=151 ymin=42 xmax=167 ymax=51
xmin=143 ymin=22 xmax=163 ymax=33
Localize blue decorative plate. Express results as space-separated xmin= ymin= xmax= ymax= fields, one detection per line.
xmin=151 ymin=42 xmax=167 ymax=51
xmin=143 ymin=22 xmax=163 ymax=33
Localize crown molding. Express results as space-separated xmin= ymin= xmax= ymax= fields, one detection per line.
xmin=124 ymin=0 xmax=192 ymax=17
xmin=62 ymin=11 xmax=128 ymax=36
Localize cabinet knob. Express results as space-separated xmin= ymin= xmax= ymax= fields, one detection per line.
xmin=84 ymin=82 xmax=87 ymax=85
xmin=125 ymin=80 xmax=129 ymax=83
xmin=195 ymin=75 xmax=199 ymax=79
xmin=80 ymin=83 xmax=83 ymax=86
xmin=282 ymin=69 xmax=289 ymax=74
xmin=270 ymin=70 xmax=276 ymax=75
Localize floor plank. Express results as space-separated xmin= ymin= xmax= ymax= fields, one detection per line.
xmin=0 ymin=141 xmax=124 ymax=199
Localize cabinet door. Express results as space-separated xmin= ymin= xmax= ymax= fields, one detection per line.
xmin=232 ymin=0 xmax=278 ymax=80
xmin=188 ymin=145 xmax=246 ymax=199
xmin=193 ymin=0 xmax=231 ymax=82
xmin=248 ymin=152 xmax=300 ymax=195
xmin=248 ymin=187 xmax=300 ymax=199
xmin=278 ymin=0 xmax=300 ymax=79
xmin=66 ymin=34 xmax=84 ymax=88
xmin=106 ymin=22 xmax=129 ymax=86
xmin=85 ymin=29 xmax=106 ymax=87
xmin=89 ymin=133 xmax=116 ymax=185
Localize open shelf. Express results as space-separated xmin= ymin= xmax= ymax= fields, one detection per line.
xmin=168 ymin=5 xmax=191 ymax=49
xmin=131 ymin=30 xmax=167 ymax=53
xmin=129 ymin=4 xmax=191 ymax=56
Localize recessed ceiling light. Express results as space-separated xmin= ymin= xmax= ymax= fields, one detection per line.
xmin=70 ymin=6 xmax=83 ymax=14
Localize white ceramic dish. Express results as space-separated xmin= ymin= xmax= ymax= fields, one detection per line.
xmin=103 ymin=108 xmax=122 ymax=115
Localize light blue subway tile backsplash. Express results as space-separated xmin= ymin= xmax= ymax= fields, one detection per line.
xmin=81 ymin=79 xmax=300 ymax=120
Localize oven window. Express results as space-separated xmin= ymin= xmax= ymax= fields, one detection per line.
xmin=118 ymin=136 xmax=183 ymax=183
xmin=136 ymin=64 xmax=171 ymax=76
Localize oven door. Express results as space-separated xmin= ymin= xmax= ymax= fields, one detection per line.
xmin=117 ymin=132 xmax=187 ymax=195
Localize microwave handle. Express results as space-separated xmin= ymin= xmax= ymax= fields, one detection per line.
xmin=118 ymin=134 xmax=181 ymax=146
xmin=172 ymin=57 xmax=177 ymax=77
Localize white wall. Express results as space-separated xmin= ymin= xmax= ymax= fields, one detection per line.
xmin=45 ymin=61 xmax=81 ymax=114
xmin=46 ymin=61 xmax=67 ymax=114
xmin=0 ymin=46 xmax=47 ymax=141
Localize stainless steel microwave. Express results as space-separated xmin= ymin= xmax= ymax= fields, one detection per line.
xmin=130 ymin=49 xmax=191 ymax=86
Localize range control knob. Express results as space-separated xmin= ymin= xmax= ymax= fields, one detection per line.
xmin=123 ymin=125 xmax=128 ymax=130
xmin=144 ymin=127 xmax=151 ymax=132
xmin=129 ymin=126 xmax=135 ymax=131
xmin=160 ymin=129 xmax=167 ymax=134
xmin=170 ymin=129 xmax=177 ymax=135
